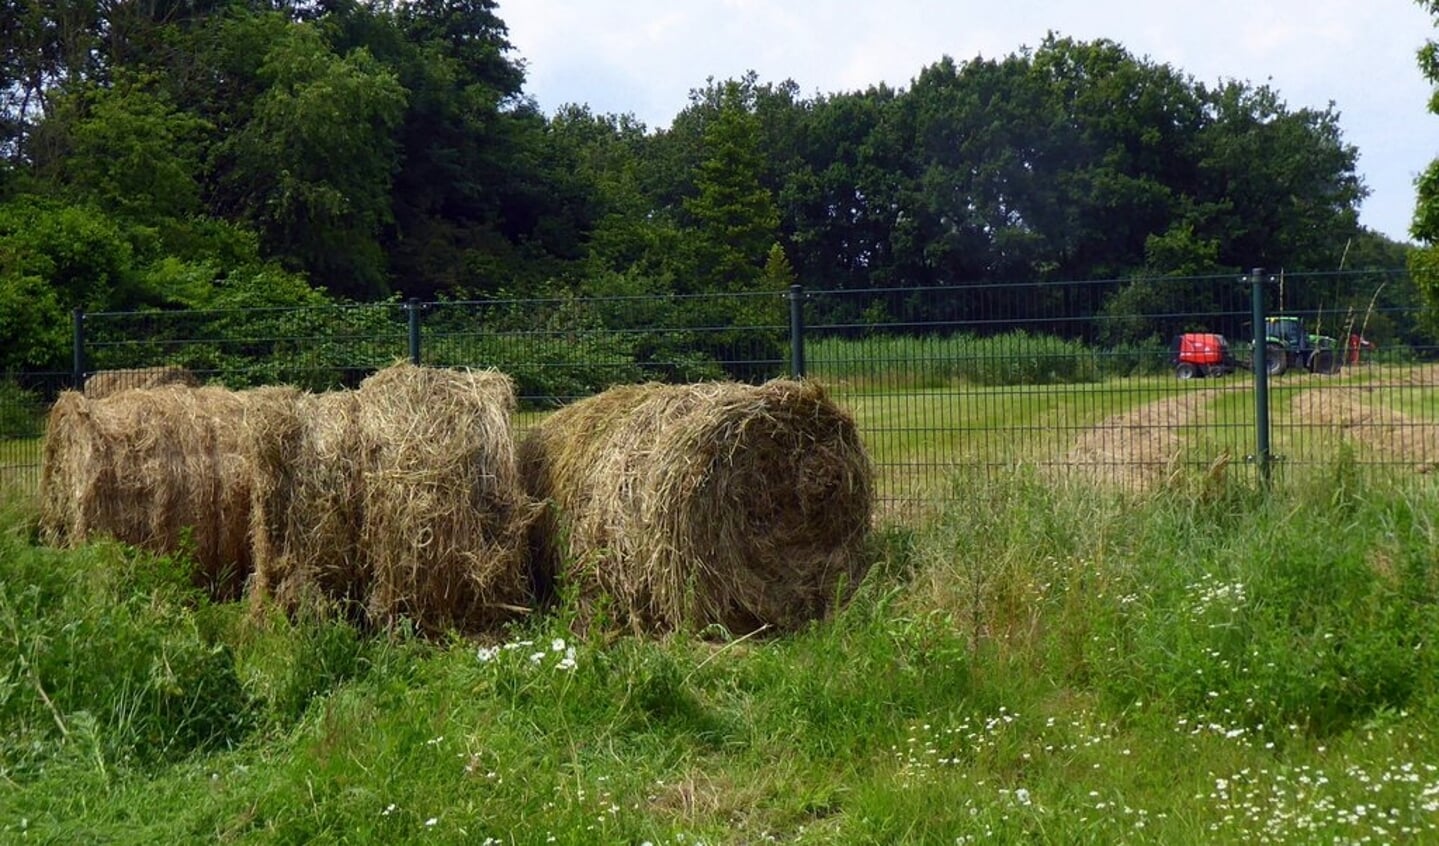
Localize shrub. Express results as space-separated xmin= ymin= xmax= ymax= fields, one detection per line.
xmin=0 ymin=380 xmax=44 ymax=439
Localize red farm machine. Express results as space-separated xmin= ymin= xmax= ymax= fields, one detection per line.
xmin=1171 ymin=332 xmax=1238 ymax=379
xmin=1171 ymin=316 xmax=1344 ymax=379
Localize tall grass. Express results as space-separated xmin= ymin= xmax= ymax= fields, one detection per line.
xmin=2 ymin=469 xmax=1438 ymax=843
xmin=808 ymin=331 xmax=1170 ymax=388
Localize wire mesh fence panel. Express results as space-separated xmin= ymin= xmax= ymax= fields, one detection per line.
xmin=84 ymin=302 xmax=412 ymax=391
xmin=0 ymin=370 xmax=67 ymax=493
xmin=4 ymin=268 xmax=1434 ymax=511
xmin=421 ymin=292 xmax=789 ymax=417
xmin=807 ymin=270 xmax=1434 ymax=515
xmin=1262 ymin=270 xmax=1438 ymax=478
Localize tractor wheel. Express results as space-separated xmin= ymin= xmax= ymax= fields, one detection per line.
xmin=1265 ymin=343 xmax=1288 ymax=376
xmin=1176 ymin=362 xmax=1199 ymax=380
xmin=1308 ymin=348 xmax=1340 ymax=375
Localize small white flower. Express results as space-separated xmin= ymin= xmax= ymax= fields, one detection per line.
xmin=1014 ymin=787 xmax=1031 ymax=806
xmin=529 ymin=652 xmax=546 ymax=664
xmin=551 ymin=638 xmax=567 ymax=652
xmin=425 ymin=817 xmax=438 ymax=827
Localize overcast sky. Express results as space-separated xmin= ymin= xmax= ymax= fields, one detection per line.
xmin=500 ymin=0 xmax=1438 ymax=245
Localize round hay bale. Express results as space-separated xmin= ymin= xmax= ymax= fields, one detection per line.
xmin=519 ymin=379 xmax=875 ymax=635
xmin=83 ymin=365 xmax=199 ymax=399
xmin=354 ymin=364 xmax=539 ymax=635
xmin=247 ymin=389 xmax=366 ymax=620
xmin=38 ymin=384 xmax=296 ymax=599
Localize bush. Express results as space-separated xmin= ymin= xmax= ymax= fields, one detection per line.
xmin=0 ymin=380 xmax=43 ymax=439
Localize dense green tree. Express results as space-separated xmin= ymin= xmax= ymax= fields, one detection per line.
xmin=28 ymin=80 xmax=207 ymax=224
xmin=781 ymin=83 xmax=905 ymax=296
xmin=0 ymin=0 xmax=1397 ymax=370
xmin=1410 ymin=0 xmax=1439 ymax=326
xmin=679 ymin=81 xmax=781 ymax=294
xmin=1195 ymin=81 xmax=1364 ymax=274
xmin=546 ymin=105 xmax=671 ymax=282
xmin=217 ymin=23 xmax=406 ymax=298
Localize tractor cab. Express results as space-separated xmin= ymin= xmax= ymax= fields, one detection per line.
xmin=1264 ymin=317 xmax=1310 ymax=354
xmin=1262 ymin=316 xmax=1340 ymax=376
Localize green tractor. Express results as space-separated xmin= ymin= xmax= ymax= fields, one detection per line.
xmin=1262 ymin=316 xmax=1342 ymax=376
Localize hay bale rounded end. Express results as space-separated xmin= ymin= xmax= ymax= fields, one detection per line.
xmin=39 ymin=384 xmax=300 ymax=601
xmin=521 ymin=379 xmax=875 ymax=636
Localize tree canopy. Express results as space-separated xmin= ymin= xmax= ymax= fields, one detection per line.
xmin=0 ymin=4 xmax=1411 ymax=373
xmin=1411 ymin=0 xmax=1439 ymax=326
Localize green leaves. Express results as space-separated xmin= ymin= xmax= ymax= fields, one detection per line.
xmin=224 ymin=25 xmax=407 ymax=298
xmin=37 ymin=81 xmax=209 ymax=224
xmin=0 ymin=274 xmax=66 ymax=372
xmin=679 ymin=80 xmax=782 ymax=296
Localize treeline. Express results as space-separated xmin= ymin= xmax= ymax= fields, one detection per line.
xmin=0 ymin=0 xmax=1422 ymax=375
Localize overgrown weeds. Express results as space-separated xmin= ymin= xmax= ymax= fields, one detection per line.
xmin=2 ymin=463 xmax=1438 ymax=843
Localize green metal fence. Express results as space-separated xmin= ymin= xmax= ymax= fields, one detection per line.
xmin=3 ymin=268 xmax=1434 ymax=512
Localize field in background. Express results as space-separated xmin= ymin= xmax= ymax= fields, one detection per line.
xmin=6 ymin=360 xmax=1439 ymax=511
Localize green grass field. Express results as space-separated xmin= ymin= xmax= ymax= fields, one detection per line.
xmin=2 ymin=462 xmax=1437 ymax=843
xmin=2 ymin=360 xmax=1435 ymax=844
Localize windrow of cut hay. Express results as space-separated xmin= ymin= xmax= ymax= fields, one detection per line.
xmin=83 ymin=365 xmax=199 ymax=399
xmin=248 ymin=364 xmax=540 ymax=635
xmin=40 ymin=384 xmax=298 ymax=599
xmin=519 ymin=379 xmax=874 ymax=635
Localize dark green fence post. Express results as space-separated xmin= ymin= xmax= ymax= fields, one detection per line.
xmin=1249 ymin=268 xmax=1272 ymax=487
xmin=406 ymin=298 xmax=422 ymax=366
xmin=72 ymin=308 xmax=86 ymax=390
xmin=788 ymin=283 xmax=806 ymax=379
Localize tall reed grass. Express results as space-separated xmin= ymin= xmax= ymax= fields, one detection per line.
xmin=808 ymin=331 xmax=1170 ymax=388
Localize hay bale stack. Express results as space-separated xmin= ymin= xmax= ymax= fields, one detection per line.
xmin=248 ymin=364 xmax=539 ymax=635
xmin=519 ymin=379 xmax=874 ymax=635
xmin=83 ymin=365 xmax=199 ymax=399
xmin=247 ymin=390 xmax=367 ymax=618
xmin=39 ymin=384 xmax=296 ymax=599
xmin=355 ymin=364 xmax=538 ymax=635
